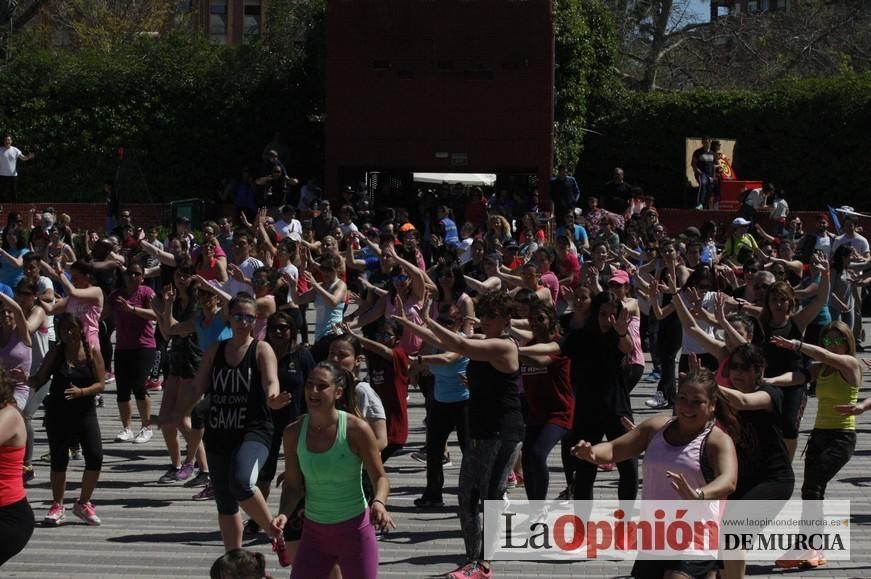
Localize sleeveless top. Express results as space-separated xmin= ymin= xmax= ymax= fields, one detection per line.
xmin=204 ymin=340 xmax=272 ymax=450
xmin=195 ymin=312 xmax=233 ymax=352
xmin=466 ymin=337 xmax=524 ymax=441
xmin=624 ymin=314 xmax=645 ymax=367
xmin=385 ymin=294 xmax=424 ymax=355
xmin=45 ymin=345 xmax=98 ymax=414
xmin=313 ymin=280 xmax=344 ymax=341
xmin=66 ymin=295 xmax=101 ymax=349
xmin=0 ymin=444 xmax=25 ymax=507
xmin=815 ymin=367 xmax=859 ymax=430
xmin=297 ymin=411 xmax=367 ymax=524
xmin=716 ymin=355 xmax=733 ymax=388
xmin=762 ymin=318 xmax=803 ymax=377
xmin=643 ymin=419 xmax=716 ymax=500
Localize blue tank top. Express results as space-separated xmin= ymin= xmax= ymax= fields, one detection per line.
xmin=195 ymin=312 xmax=233 ymax=351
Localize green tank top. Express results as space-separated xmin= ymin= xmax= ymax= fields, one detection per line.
xmin=815 ymin=367 xmax=858 ymax=430
xmin=297 ymin=410 xmax=366 ymax=524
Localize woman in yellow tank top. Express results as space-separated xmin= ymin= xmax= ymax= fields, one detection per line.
xmin=770 ymin=320 xmax=862 ymax=569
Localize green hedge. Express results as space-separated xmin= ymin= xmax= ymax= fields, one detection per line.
xmin=579 ymin=74 xmax=871 ymax=210
xmin=0 ymin=30 xmax=324 ymax=202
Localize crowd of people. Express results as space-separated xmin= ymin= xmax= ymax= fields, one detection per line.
xmin=0 ymin=166 xmax=869 ymax=579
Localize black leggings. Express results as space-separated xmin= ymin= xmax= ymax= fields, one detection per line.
xmin=802 ymin=429 xmax=856 ymax=500
xmin=114 ymin=348 xmax=156 ymax=402
xmin=45 ymin=405 xmax=103 ymax=472
xmin=259 ymin=410 xmax=294 ymax=484
xmin=0 ymin=498 xmax=34 ymax=566
xmin=622 ymin=364 xmax=644 ymax=394
xmin=99 ymin=318 xmax=115 ymax=372
xmin=656 ymin=317 xmax=682 ymax=404
xmin=522 ymin=423 xmax=568 ymax=500
xmin=569 ymin=416 xmax=638 ymax=501
xmin=422 ymin=398 xmax=469 ymax=503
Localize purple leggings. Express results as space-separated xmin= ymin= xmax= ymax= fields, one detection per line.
xmin=290 ymin=509 xmax=378 ymax=579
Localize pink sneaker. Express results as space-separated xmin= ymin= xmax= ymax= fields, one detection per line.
xmin=145 ymin=378 xmax=162 ymax=391
xmin=513 ymin=472 xmax=525 ymax=488
xmin=72 ymin=500 xmax=101 ymax=526
xmin=44 ymin=502 xmax=65 ymax=526
xmin=506 ymin=473 xmax=517 ymax=489
xmin=447 ymin=562 xmax=476 ymax=578
xmin=598 ymin=462 xmax=616 ymax=472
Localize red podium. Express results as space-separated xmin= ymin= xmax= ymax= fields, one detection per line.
xmin=719 ymin=180 xmax=764 ymax=211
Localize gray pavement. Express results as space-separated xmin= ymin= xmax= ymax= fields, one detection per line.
xmin=5 ymin=328 xmax=871 ymax=579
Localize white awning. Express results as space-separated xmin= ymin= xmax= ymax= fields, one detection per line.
xmin=412 ymin=173 xmax=497 ymax=186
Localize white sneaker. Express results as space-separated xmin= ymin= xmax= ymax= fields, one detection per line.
xmin=132 ymin=427 xmax=153 ymax=444
xmin=115 ymin=428 xmax=135 ymax=442
xmin=644 ymin=391 xmax=669 ymax=409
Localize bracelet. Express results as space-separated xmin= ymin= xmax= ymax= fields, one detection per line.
xmin=695 ymin=488 xmax=705 ymax=500
xmin=371 ymin=499 xmax=387 ymax=508
xmin=793 ymin=339 xmax=803 ymax=352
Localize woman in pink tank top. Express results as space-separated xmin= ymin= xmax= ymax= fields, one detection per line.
xmin=572 ymin=370 xmax=739 ymax=579
xmin=45 ymin=260 xmax=104 ymax=351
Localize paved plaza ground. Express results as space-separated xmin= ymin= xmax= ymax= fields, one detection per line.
xmin=5 ymin=325 xmax=871 ymax=579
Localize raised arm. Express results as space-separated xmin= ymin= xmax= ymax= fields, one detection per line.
xmin=770 ymin=336 xmax=861 ymax=386
xmin=0 ymin=291 xmax=32 ymax=346
xmin=339 ymin=323 xmax=393 ymax=361
xmin=672 ymin=290 xmax=728 ymax=359
xmin=792 ymin=260 xmax=830 ymax=332
xmin=140 ymin=239 xmax=178 ymax=267
xmin=0 ymin=247 xmax=24 ymax=268
xmin=717 ymin=385 xmax=773 ymax=412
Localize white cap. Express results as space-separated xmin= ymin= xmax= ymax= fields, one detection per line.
xmin=731 ymin=217 xmax=751 ymax=227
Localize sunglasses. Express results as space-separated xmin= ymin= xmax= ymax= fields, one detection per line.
xmin=822 ymin=335 xmax=847 ymax=347
xmin=392 ymin=275 xmax=409 ymax=283
xmin=268 ymin=325 xmax=290 ymax=332
xmin=232 ymin=313 xmax=256 ymax=324
xmin=253 ymin=279 xmax=271 ymax=286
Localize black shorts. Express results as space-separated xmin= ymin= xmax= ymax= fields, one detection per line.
xmin=165 ymin=336 xmax=202 ymax=379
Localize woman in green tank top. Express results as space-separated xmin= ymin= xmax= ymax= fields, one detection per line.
xmin=770 ymin=320 xmax=862 ymax=569
xmin=271 ymin=361 xmax=395 ymax=579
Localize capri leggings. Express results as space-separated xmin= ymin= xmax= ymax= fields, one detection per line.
xmin=458 ymin=438 xmax=521 ymax=562
xmin=45 ymin=405 xmax=103 ymax=472
xmin=207 ymin=440 xmax=269 ymax=516
xmin=780 ymin=385 xmax=807 ymax=440
xmin=290 ymin=509 xmax=378 ymax=579
xmin=0 ymin=498 xmax=34 ymax=566
xmin=258 ymin=410 xmax=293 ymax=484
xmin=114 ymin=349 xmax=156 ymax=403
xmin=522 ymin=423 xmax=568 ymax=500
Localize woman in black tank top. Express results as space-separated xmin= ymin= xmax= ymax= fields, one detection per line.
xmin=394 ymin=290 xmax=522 ymax=579
xmin=165 ymin=293 xmax=291 ymax=558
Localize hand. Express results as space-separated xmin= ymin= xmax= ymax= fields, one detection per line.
xmin=270 ymin=514 xmax=288 ymax=538
xmin=303 ymin=270 xmax=317 ymax=285
xmin=613 ymin=308 xmax=630 ymax=336
xmin=161 ymin=283 xmax=177 ymax=304
xmin=714 ymin=292 xmax=728 ymax=323
xmin=228 ymin=263 xmax=245 ymax=282
xmin=420 ymin=291 xmax=433 ymax=322
xmin=370 ymin=501 xmax=396 ymax=533
xmin=64 ymin=386 xmax=83 ymax=400
xmin=346 ymin=291 xmax=361 ymax=304
xmin=769 ymin=335 xmax=798 ymax=351
xmin=834 ymin=403 xmax=865 ymax=417
xmin=666 ymin=471 xmax=702 ymax=500
xmin=269 ymin=391 xmax=292 ymax=410
xmin=687 ymin=353 xmax=700 ymax=373
xmin=337 ymin=321 xmax=354 ymax=335
xmin=115 ymin=296 xmax=134 ymax=313
xmin=9 ymin=367 xmax=28 ymax=385
xmin=570 ymin=440 xmax=597 ymax=463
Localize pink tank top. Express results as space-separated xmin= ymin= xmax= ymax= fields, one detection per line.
xmin=0 ymin=444 xmax=25 ymax=507
xmin=67 ymin=296 xmax=101 ymax=349
xmin=716 ymin=355 xmax=733 ymax=388
xmin=253 ymin=295 xmax=276 ymax=341
xmin=624 ymin=314 xmax=644 ymax=367
xmin=643 ymin=419 xmax=716 ymax=500
xmin=386 ymin=294 xmax=423 ymax=355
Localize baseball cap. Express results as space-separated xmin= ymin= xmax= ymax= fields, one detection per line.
xmin=608 ymin=270 xmax=631 ymax=286
xmin=399 ymin=223 xmax=416 ymax=233
xmin=731 ymin=217 xmax=751 ymax=227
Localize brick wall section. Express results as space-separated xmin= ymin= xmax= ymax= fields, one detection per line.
xmin=1 ymin=203 xmax=172 ymax=233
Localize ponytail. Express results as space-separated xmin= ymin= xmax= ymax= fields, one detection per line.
xmin=681 ymin=369 xmax=740 ymax=441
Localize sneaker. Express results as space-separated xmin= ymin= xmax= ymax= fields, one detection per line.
xmin=95 ymin=394 xmax=104 ymax=407
xmin=184 ymin=470 xmax=210 ymax=488
xmin=132 ymin=427 xmax=153 ymax=444
xmin=447 ymin=562 xmax=477 ymax=579
xmin=176 ymin=462 xmax=195 ymax=481
xmin=443 ymin=452 xmax=453 ymax=467
xmin=44 ymin=502 xmax=65 ymax=526
xmin=410 ymin=450 xmax=427 ymax=463
xmin=695 ymin=204 xmax=704 ymax=210
xmin=556 ymin=486 xmax=573 ymax=502
xmin=243 ymin=518 xmax=261 ymax=537
xmin=72 ymin=500 xmax=101 ymax=526
xmin=512 ymin=472 xmax=525 ymax=488
xmin=115 ymin=428 xmax=135 ymax=442
xmin=39 ymin=451 xmax=51 ymax=462
xmin=192 ymin=483 xmax=215 ymax=501
xmin=645 ymin=391 xmax=669 ymax=409
xmin=644 ymin=370 xmax=661 ymax=382
xmin=413 ymin=496 xmax=445 ymax=508
xmin=272 ymin=534 xmax=291 ymax=567
xmin=598 ymin=462 xmax=616 ymax=472
xmin=70 ymin=446 xmax=83 ymax=461
xmin=104 ymin=372 xmax=115 ymax=384
xmin=22 ymin=465 xmax=34 ymax=483
xmin=158 ymin=466 xmax=180 ymax=483
xmin=145 ymin=378 xmax=163 ymax=391
xmin=506 ymin=472 xmax=517 ymax=489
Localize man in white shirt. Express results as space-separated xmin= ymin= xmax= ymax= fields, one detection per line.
xmin=224 ymin=231 xmax=264 ymax=296
xmin=833 ymin=216 xmax=870 ymax=260
xmin=275 ymin=205 xmax=302 ymax=241
xmin=0 ymin=134 xmax=34 ymax=201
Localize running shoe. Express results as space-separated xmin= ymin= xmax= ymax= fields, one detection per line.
xmin=22 ymin=465 xmax=34 ymax=483
xmin=115 ymin=428 xmax=135 ymax=442
xmin=272 ymin=534 xmax=291 ymax=567
xmin=243 ymin=518 xmax=261 ymax=537
xmin=413 ymin=496 xmax=445 ymax=508
xmin=145 ymin=378 xmax=163 ymax=391
xmin=410 ymin=449 xmax=427 ymax=463
xmin=446 ymin=562 xmax=477 ymax=578
xmin=506 ymin=473 xmax=517 ymax=489
xmin=443 ymin=452 xmax=453 ymax=467
xmin=192 ymin=483 xmax=215 ymax=501
xmin=95 ymin=394 xmax=104 ymax=407
xmin=44 ymin=502 xmax=65 ymax=526
xmin=598 ymin=462 xmax=616 ymax=472
xmin=159 ymin=466 xmax=181 ymax=483
xmin=72 ymin=501 xmax=101 ymax=526
xmin=176 ymin=462 xmax=196 ymax=481
xmin=644 ymin=391 xmax=669 ymax=409
xmin=104 ymin=372 xmax=115 ymax=384
xmin=184 ymin=471 xmax=210 ymax=488
xmin=132 ymin=427 xmax=153 ymax=444
xmin=70 ymin=446 xmax=83 ymax=460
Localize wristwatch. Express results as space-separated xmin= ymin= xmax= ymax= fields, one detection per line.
xmin=695 ymin=488 xmax=705 ymax=500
